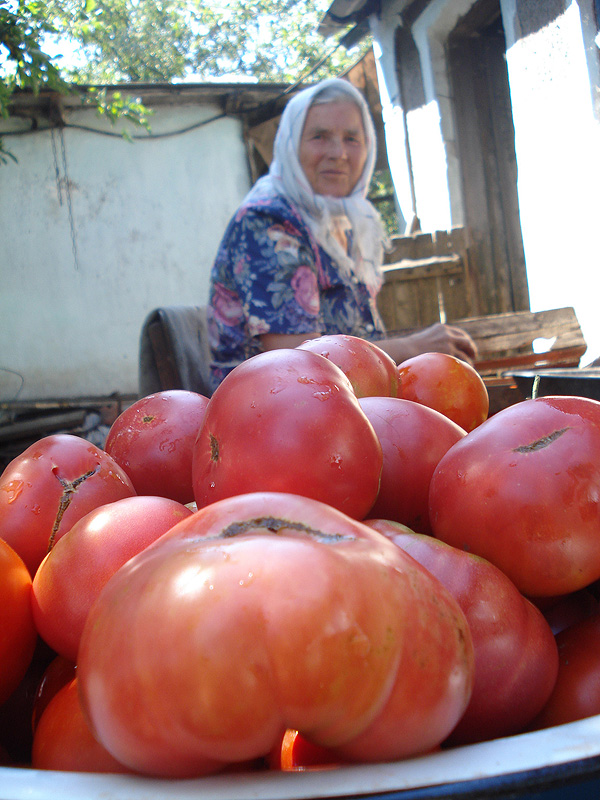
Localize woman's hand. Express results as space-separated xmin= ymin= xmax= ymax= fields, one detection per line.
xmin=379 ymin=323 xmax=479 ymax=366
xmin=259 ymin=324 xmax=478 ymax=368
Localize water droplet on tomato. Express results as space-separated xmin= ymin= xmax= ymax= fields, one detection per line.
xmin=239 ymin=571 xmax=254 ymax=588
xmin=1 ymin=479 xmax=24 ymax=503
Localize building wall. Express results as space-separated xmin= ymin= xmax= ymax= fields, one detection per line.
xmin=1 ymin=103 xmax=252 ymax=400
xmin=371 ymin=0 xmax=600 ymax=362
xmin=502 ymin=0 xmax=600 ymax=363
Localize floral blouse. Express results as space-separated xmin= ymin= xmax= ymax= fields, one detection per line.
xmin=207 ymin=194 xmax=386 ymax=390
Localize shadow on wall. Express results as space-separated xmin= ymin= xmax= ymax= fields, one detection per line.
xmin=514 ymin=0 xmax=569 ymax=39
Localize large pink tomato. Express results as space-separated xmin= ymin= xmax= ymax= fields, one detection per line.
xmin=32 ymin=495 xmax=192 ymax=662
xmin=192 ymin=349 xmax=383 ymax=519
xmin=77 ymin=492 xmax=473 ymax=778
xmin=429 ymin=396 xmax=600 ymax=598
xmin=104 ymin=390 xmax=209 ymax=504
xmin=359 ymin=397 xmax=466 ymax=533
xmin=366 ymin=519 xmax=558 ymax=745
xmin=297 ymin=334 xmax=399 ymax=398
xmin=0 ymin=434 xmax=136 ymax=576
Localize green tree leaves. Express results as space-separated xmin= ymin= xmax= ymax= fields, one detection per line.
xmin=1 ymin=0 xmax=370 ymax=163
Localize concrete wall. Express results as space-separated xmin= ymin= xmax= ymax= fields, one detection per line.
xmin=371 ymin=0 xmax=600 ymax=362
xmin=1 ymin=102 xmax=251 ymax=400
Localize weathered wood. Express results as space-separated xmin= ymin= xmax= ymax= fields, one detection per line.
xmin=0 ymin=409 xmax=87 ymax=443
xmin=383 ymin=255 xmax=463 ymax=279
xmin=385 ymin=228 xmax=470 ymax=264
xmin=453 ymin=307 xmax=587 ymax=376
xmin=448 ymin=14 xmax=529 ymax=316
xmin=378 ymin=247 xmax=473 ymax=330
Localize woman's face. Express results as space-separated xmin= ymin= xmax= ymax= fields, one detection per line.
xmin=298 ymin=100 xmax=368 ymax=197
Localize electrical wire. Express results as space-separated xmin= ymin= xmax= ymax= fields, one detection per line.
xmin=0 ymin=367 xmax=25 ymax=402
xmin=3 ymin=36 xmax=347 ymax=141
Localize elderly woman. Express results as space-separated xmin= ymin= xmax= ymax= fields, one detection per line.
xmin=207 ymin=77 xmax=476 ymax=390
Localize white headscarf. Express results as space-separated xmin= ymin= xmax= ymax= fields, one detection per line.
xmin=245 ymin=78 xmax=387 ymax=291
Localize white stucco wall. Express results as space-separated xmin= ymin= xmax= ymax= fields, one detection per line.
xmin=0 ymin=102 xmax=252 ymax=400
xmin=502 ymin=0 xmax=600 ymax=363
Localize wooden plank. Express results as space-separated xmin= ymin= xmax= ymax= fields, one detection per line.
xmin=450 ymin=307 xmax=587 ymax=376
xmin=0 ymin=410 xmax=87 ymax=443
xmin=385 ymin=307 xmax=587 ymax=379
xmin=454 ymin=307 xmax=585 ymax=355
xmin=385 ymin=232 xmax=434 ymax=263
xmin=476 ymin=345 xmax=587 ymax=375
xmin=382 ymin=255 xmax=463 ymax=280
xmin=379 ymin=254 xmax=472 ymax=330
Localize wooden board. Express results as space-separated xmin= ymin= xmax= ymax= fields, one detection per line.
xmin=453 ymin=307 xmax=587 ymax=376
xmin=378 ymin=253 xmax=473 ymax=330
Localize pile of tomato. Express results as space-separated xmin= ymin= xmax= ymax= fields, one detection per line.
xmin=1 ymin=335 xmax=600 ymax=778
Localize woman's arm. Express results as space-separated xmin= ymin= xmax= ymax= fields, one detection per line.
xmin=376 ymin=323 xmax=478 ymax=366
xmin=259 ymin=332 xmax=321 ymax=351
xmin=260 ymin=323 xmax=478 ymax=365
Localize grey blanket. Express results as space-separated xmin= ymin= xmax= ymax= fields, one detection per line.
xmin=138 ymin=306 xmax=213 ymax=398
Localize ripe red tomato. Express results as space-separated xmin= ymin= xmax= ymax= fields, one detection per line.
xmin=270 ymin=729 xmax=341 ymax=771
xmin=366 ymin=519 xmax=559 ymax=744
xmin=192 ymin=349 xmax=383 ymax=520
xmin=31 ymin=655 xmax=77 ymax=733
xmin=0 ymin=638 xmax=56 ymax=764
xmin=533 ymin=588 xmax=600 ymax=636
xmin=0 ymin=538 xmax=38 ymax=705
xmin=397 ymin=352 xmax=489 ymax=432
xmin=430 ymin=396 xmax=600 ymax=597
xmin=297 ymin=334 xmax=399 ymax=398
xmin=32 ymin=678 xmax=135 ymax=773
xmin=77 ymin=492 xmax=473 ymax=777
xmin=0 ymin=434 xmax=136 ymax=576
xmin=359 ymin=397 xmax=466 ymax=533
xmin=104 ymin=390 xmax=209 ymax=504
xmin=530 ymin=611 xmax=600 ymax=730
xmin=32 ymin=495 xmax=192 ymax=662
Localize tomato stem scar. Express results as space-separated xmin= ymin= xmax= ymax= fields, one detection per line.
xmin=48 ymin=465 xmax=100 ymax=553
xmin=219 ymin=517 xmax=351 ymax=543
xmin=513 ymin=427 xmax=569 ymax=453
xmin=210 ymin=434 xmax=219 ymax=462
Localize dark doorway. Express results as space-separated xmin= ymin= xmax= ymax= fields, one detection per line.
xmin=448 ymin=0 xmax=529 ymax=315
